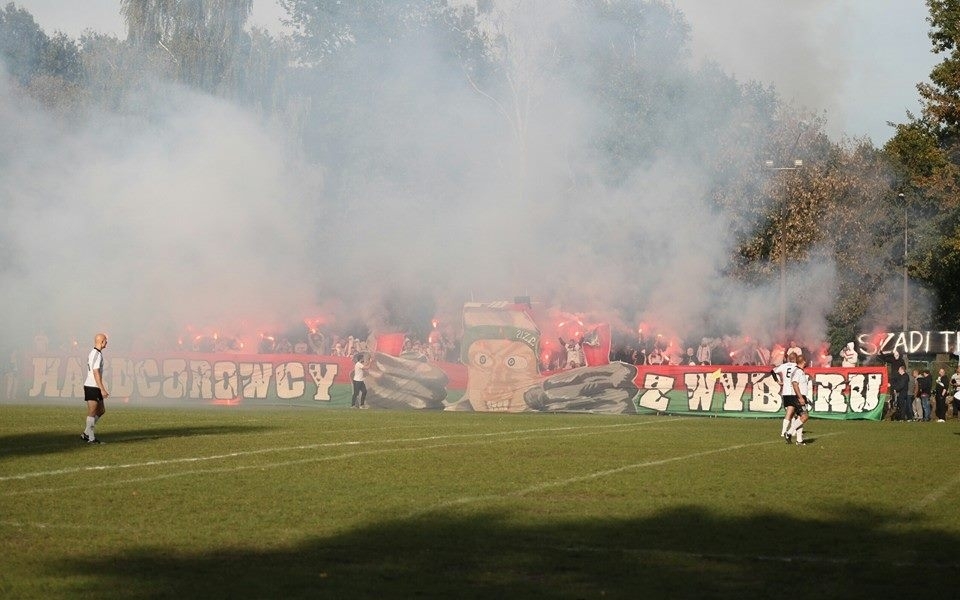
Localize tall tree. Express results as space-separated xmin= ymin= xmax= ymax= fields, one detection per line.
xmin=0 ymin=3 xmax=49 ymax=84
xmin=886 ymin=0 xmax=960 ymax=325
xmin=120 ymin=0 xmax=253 ymax=93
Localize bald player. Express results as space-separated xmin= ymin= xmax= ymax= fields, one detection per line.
xmin=81 ymin=333 xmax=109 ymax=444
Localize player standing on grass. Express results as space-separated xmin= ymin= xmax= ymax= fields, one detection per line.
xmin=773 ymin=352 xmax=799 ymax=442
xmin=81 ymin=333 xmax=109 ymax=444
xmin=786 ymin=354 xmax=811 ymax=445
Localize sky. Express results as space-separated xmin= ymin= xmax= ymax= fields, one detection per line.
xmin=8 ymin=0 xmax=940 ymax=145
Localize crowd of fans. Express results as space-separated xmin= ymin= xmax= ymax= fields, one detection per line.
xmin=24 ymin=325 xmax=856 ymax=370
xmin=608 ymin=335 xmax=840 ymax=369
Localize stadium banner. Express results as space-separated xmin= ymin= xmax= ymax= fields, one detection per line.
xmin=631 ymin=365 xmax=888 ymax=420
xmin=16 ymin=351 xmax=887 ymax=419
xmin=18 ymin=352 xmax=466 ymax=409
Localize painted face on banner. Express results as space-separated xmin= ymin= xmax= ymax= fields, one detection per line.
xmin=465 ymin=338 xmax=540 ymax=412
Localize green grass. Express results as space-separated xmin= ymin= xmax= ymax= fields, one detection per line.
xmin=1 ymin=404 xmax=958 ymax=599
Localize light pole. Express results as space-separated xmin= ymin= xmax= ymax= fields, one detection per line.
xmin=765 ymin=159 xmax=803 ymax=337
xmin=901 ymin=192 xmax=908 ymax=332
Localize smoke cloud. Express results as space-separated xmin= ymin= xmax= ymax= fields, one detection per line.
xmin=0 ymin=0 xmax=873 ymax=358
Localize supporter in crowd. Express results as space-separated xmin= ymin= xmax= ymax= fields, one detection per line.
xmin=770 ymin=344 xmax=785 ymax=367
xmin=33 ymin=331 xmax=49 ymax=352
xmin=755 ymin=342 xmax=771 ymax=366
xmin=308 ymin=331 xmax=328 ymax=355
xmin=787 ymin=340 xmax=802 ymax=359
xmin=696 ymin=338 xmax=712 ymax=365
xmin=840 ymin=342 xmax=858 ymax=367
xmin=816 ymin=343 xmax=832 ymax=368
xmin=934 ymin=367 xmax=950 ymax=423
xmin=949 ymin=366 xmax=960 ymax=419
xmin=917 ymin=368 xmax=932 ymax=422
xmin=890 ymin=364 xmax=910 ymax=421
xmin=560 ymin=336 xmax=586 ymax=369
xmin=647 ymin=346 xmax=666 ymax=365
xmin=908 ymin=368 xmax=920 ymax=421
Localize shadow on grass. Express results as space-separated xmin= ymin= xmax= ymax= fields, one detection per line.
xmin=52 ymin=504 xmax=958 ymax=600
xmin=0 ymin=425 xmax=273 ymax=458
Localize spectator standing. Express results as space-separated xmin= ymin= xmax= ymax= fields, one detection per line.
xmin=908 ymin=369 xmax=919 ymax=421
xmin=950 ymin=366 xmax=960 ymax=419
xmin=935 ymin=367 xmax=949 ymax=422
xmin=351 ymin=352 xmax=371 ymax=409
xmin=696 ymin=339 xmax=712 ymax=365
xmin=890 ymin=365 xmax=910 ymax=421
xmin=787 ymin=340 xmax=803 ymax=359
xmin=916 ymin=369 xmax=932 ymax=422
xmin=839 ymin=342 xmax=858 ymax=367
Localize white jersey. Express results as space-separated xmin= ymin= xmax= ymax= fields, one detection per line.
xmin=791 ymin=366 xmax=811 ymax=398
xmin=84 ymin=348 xmax=103 ymax=387
xmin=773 ymin=361 xmax=797 ymax=395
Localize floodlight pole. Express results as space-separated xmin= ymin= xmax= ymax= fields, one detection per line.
xmin=901 ymin=192 xmax=908 ymax=332
xmin=764 ymin=159 xmax=803 ymax=339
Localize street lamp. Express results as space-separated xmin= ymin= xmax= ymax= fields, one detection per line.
xmin=764 ymin=159 xmax=804 ymax=337
xmin=901 ymin=192 xmax=908 ymax=332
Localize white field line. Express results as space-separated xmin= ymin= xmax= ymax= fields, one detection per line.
xmin=0 ymin=419 xmax=681 ymax=483
xmin=406 ymin=433 xmax=844 ymax=518
xmin=0 ymin=421 xmax=471 ymax=454
xmin=913 ymin=468 xmax=960 ymax=511
xmin=0 ymin=425 xmax=685 ymax=498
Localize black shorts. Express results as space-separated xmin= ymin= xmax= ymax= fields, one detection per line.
xmin=783 ymin=395 xmax=802 ymax=411
xmin=83 ymin=386 xmax=104 ymax=402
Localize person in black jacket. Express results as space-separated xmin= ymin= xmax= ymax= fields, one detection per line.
xmin=889 ymin=365 xmax=910 ymax=421
xmin=934 ymin=367 xmax=949 ymax=423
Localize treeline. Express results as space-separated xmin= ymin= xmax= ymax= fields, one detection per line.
xmin=1 ymin=0 xmax=956 ymax=347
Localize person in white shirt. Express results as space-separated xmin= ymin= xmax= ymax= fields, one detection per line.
xmin=351 ymin=352 xmax=372 ymax=409
xmin=772 ymin=352 xmax=799 ymax=442
xmin=81 ymin=333 xmax=109 ymax=444
xmin=839 ymin=342 xmax=858 ymax=368
xmin=786 ymin=354 xmax=812 ymax=445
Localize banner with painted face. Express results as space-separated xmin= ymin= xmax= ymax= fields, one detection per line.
xmin=15 ymin=350 xmax=886 ymax=419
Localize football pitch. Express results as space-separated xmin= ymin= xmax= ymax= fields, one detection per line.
xmin=1 ymin=404 xmax=958 ymax=599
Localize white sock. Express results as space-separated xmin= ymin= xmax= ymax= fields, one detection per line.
xmin=781 ymin=418 xmax=790 ymax=435
xmin=85 ymin=416 xmax=95 ymax=437
xmin=788 ymin=417 xmax=802 ymax=435
xmin=795 ymin=425 xmax=804 ymax=443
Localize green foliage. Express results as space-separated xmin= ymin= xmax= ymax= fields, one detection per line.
xmin=120 ymin=0 xmax=254 ymax=94
xmin=0 ymin=2 xmax=46 ymax=83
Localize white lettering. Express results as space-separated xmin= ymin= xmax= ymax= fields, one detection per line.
xmin=308 ymin=363 xmax=338 ymax=401
xmin=276 ymin=362 xmax=305 ymax=399
xmin=239 ymin=363 xmax=272 ymax=398
xmin=748 ymin=373 xmax=782 ymax=413
xmin=28 ymin=357 xmax=61 ymax=398
xmin=638 ymin=373 xmax=673 ymax=411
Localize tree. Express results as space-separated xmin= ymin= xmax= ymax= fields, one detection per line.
xmin=120 ymin=0 xmax=254 ymax=93
xmin=885 ymin=0 xmax=960 ymax=326
xmin=0 ymin=3 xmax=48 ymax=83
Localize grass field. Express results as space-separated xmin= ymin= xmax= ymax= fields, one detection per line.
xmin=1 ymin=403 xmax=958 ymax=599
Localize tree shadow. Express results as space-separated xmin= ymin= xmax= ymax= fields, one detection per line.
xmin=50 ymin=503 xmax=958 ymax=599
xmin=0 ymin=425 xmax=273 ymax=459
